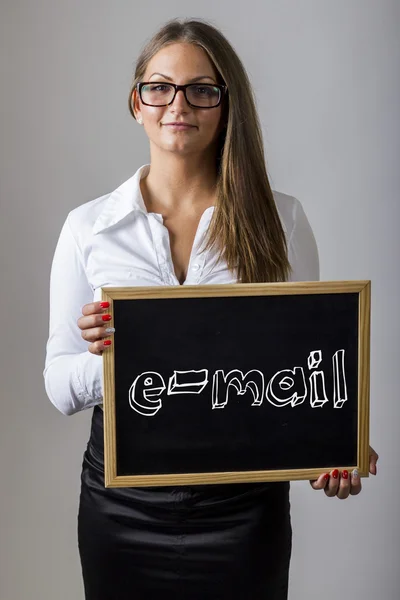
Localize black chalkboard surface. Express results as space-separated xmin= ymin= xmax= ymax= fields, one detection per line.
xmin=102 ymin=281 xmax=370 ymax=488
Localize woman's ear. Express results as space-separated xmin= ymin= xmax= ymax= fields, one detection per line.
xmin=131 ymin=88 xmax=141 ymax=121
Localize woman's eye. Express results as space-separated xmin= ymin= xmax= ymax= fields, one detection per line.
xmin=144 ymin=84 xmax=170 ymax=93
xmin=194 ymin=86 xmax=211 ymax=95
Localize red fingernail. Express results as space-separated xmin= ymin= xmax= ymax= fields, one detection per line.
xmin=103 ymin=340 xmax=112 ymax=346
xmin=102 ymin=314 xmax=112 ymax=321
xmin=342 ymin=470 xmax=349 ymax=479
xmin=323 ymin=474 xmax=330 ymax=481
xmin=100 ymin=301 xmax=110 ymax=308
xmin=332 ymin=469 xmax=339 ymax=479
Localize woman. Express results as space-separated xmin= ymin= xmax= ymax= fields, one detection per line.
xmin=44 ymin=18 xmax=378 ymax=600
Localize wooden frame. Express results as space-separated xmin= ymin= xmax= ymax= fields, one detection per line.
xmin=102 ymin=280 xmax=370 ymax=488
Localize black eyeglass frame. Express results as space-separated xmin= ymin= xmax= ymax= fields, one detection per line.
xmin=136 ymin=82 xmax=228 ymax=108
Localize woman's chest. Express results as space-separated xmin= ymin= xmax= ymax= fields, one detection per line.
xmin=86 ymin=212 xmax=236 ymax=301
xmin=162 ymin=213 xmax=206 ymax=285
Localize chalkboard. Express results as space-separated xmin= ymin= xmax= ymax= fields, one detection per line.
xmin=102 ymin=281 xmax=370 ymax=488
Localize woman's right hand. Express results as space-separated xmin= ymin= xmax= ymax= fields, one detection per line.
xmin=77 ymin=301 xmax=115 ymax=355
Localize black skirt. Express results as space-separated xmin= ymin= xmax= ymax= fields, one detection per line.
xmin=78 ymin=406 xmax=292 ymax=600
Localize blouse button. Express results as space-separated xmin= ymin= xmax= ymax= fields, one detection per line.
xmin=192 ymin=263 xmax=200 ymax=272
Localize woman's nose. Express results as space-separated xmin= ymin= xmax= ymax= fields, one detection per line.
xmin=170 ymin=89 xmax=190 ymax=110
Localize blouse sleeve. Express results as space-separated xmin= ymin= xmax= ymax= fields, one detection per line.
xmin=43 ymin=215 xmax=103 ymax=416
xmin=287 ymin=198 xmax=320 ymax=282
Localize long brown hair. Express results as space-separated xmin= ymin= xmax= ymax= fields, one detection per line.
xmin=128 ymin=18 xmax=291 ymax=283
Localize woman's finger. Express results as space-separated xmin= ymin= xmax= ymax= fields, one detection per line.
xmin=336 ymin=470 xmax=351 ymax=500
xmin=77 ymin=312 xmax=113 ymax=332
xmin=78 ymin=300 xmax=111 ymax=330
xmin=88 ymin=338 xmax=113 ymax=356
xmin=350 ymin=469 xmax=362 ymax=495
xmin=324 ymin=469 xmax=340 ymax=497
xmin=309 ymin=473 xmax=329 ymax=490
xmin=81 ymin=326 xmax=115 ymax=343
xmin=82 ymin=300 xmax=110 ymax=316
xmin=369 ymin=446 xmax=379 ymax=475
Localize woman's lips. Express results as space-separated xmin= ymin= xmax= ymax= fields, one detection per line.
xmin=163 ymin=123 xmax=195 ymax=130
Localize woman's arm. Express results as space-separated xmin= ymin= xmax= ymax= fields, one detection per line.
xmin=287 ymin=198 xmax=320 ymax=282
xmin=287 ymin=199 xmax=380 ymax=496
xmin=43 ymin=215 xmax=103 ymax=416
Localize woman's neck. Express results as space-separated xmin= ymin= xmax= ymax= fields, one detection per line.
xmin=141 ymin=151 xmax=218 ymax=215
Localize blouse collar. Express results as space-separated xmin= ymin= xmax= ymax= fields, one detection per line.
xmin=93 ymin=164 xmax=150 ymax=234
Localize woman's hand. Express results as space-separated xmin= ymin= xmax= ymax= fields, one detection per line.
xmin=309 ymin=446 xmax=379 ymax=499
xmin=77 ymin=301 xmax=115 ymax=355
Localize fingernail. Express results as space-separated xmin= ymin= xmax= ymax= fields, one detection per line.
xmin=332 ymin=469 xmax=339 ymax=479
xmin=104 ymin=327 xmax=115 ymax=334
xmin=352 ymin=469 xmax=359 ymax=478
xmin=323 ymin=474 xmax=330 ymax=481
xmin=342 ymin=470 xmax=349 ymax=479
xmin=100 ymin=301 xmax=110 ymax=308
xmin=102 ymin=314 xmax=112 ymax=321
xmin=103 ymin=340 xmax=112 ymax=346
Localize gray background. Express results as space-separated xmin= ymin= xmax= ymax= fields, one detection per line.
xmin=1 ymin=1 xmax=399 ymax=598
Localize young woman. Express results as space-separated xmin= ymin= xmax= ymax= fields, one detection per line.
xmin=44 ymin=18 xmax=378 ymax=600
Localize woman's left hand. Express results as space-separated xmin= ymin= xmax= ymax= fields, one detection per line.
xmin=309 ymin=446 xmax=379 ymax=499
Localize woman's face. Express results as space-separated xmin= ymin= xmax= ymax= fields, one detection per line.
xmin=133 ymin=43 xmax=224 ymax=157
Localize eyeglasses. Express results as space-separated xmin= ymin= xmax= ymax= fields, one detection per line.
xmin=137 ymin=82 xmax=227 ymax=108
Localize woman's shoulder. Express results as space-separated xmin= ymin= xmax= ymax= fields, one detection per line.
xmin=65 ymin=165 xmax=147 ymax=240
xmin=66 ymin=192 xmax=112 ymax=233
xmin=272 ymin=189 xmax=302 ymax=237
xmin=272 ymin=190 xmax=319 ymax=281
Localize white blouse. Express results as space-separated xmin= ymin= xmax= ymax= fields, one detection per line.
xmin=44 ymin=164 xmax=320 ymax=416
